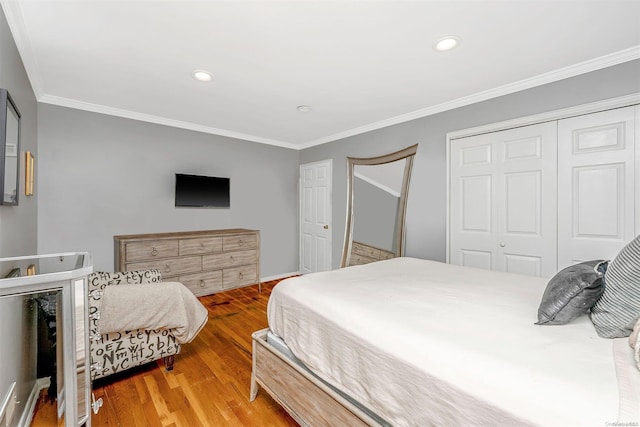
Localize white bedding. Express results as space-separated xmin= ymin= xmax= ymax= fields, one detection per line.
xmin=267 ymin=257 xmax=638 ymax=427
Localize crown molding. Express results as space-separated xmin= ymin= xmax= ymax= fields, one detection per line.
xmin=447 ymin=92 xmax=640 ymax=140
xmin=3 ymin=0 xmax=639 ymax=151
xmin=38 ymin=94 xmax=299 ymax=149
xmin=298 ymin=45 xmax=640 ymax=149
xmin=1 ymin=0 xmax=44 ymax=99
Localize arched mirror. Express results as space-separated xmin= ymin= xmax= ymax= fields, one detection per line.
xmin=341 ymin=144 xmax=417 ymax=267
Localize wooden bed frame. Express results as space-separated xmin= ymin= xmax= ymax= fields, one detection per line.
xmin=250 ymin=328 xmax=383 ymax=426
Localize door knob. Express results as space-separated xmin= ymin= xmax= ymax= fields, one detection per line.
xmin=323 ymin=225 xmax=329 ymax=229
xmin=499 ymin=242 xmax=506 ymax=247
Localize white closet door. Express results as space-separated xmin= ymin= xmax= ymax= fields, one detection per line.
xmin=557 ymin=106 xmax=637 ymax=268
xmin=450 ymin=122 xmax=558 ymax=277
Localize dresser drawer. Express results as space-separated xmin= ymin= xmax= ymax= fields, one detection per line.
xmin=203 ymin=249 xmax=257 ymax=270
xmin=179 ymin=271 xmax=223 ymax=296
xmin=222 ymin=234 xmax=258 ymax=251
xmin=125 ymin=240 xmax=179 ymax=261
xmin=351 ymin=242 xmax=379 ymax=259
xmin=126 ymin=256 xmax=202 ymax=278
xmin=378 ymin=251 xmax=395 ymax=260
xmin=350 ymin=254 xmax=378 ymax=266
xmin=223 ymin=265 xmax=257 ymax=289
xmin=179 ymin=237 xmax=223 ymax=256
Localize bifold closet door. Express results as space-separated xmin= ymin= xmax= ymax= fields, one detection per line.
xmin=557 ymin=106 xmax=638 ymax=269
xmin=449 ymin=122 xmax=558 ymax=278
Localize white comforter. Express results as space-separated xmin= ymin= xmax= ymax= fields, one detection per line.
xmin=267 ymin=257 xmax=636 ymax=427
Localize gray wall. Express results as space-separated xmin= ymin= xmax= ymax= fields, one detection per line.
xmin=37 ymin=105 xmax=300 ymax=276
xmin=301 ymin=60 xmax=640 ymax=269
xmin=0 ymin=7 xmax=37 ymax=257
xmin=0 ymin=5 xmax=38 ymax=426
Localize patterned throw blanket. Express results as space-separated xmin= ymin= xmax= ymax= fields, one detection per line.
xmin=97 ymin=281 xmax=208 ymax=344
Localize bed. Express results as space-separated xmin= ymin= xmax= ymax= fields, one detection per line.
xmin=250 ymin=257 xmax=640 ymax=426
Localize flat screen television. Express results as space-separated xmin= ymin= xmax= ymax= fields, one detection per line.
xmin=175 ymin=173 xmax=230 ymax=208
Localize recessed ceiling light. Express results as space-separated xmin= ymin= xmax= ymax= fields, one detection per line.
xmin=192 ymin=70 xmax=213 ymax=82
xmin=434 ymin=36 xmax=459 ymax=52
xmin=297 ymin=105 xmax=313 ymax=112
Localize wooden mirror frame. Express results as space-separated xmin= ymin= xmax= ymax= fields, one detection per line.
xmin=341 ymin=144 xmax=418 ymax=267
xmin=0 ymin=88 xmax=21 ymax=206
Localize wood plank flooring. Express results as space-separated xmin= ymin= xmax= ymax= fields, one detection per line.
xmin=31 ymin=280 xmax=298 ymax=426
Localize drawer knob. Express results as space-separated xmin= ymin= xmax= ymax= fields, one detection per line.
xmin=151 ymin=247 xmax=158 ymax=256
xmin=199 ymin=280 xmax=205 ymax=288
xmin=164 ymin=264 xmax=171 ymax=273
xmin=200 ymin=242 xmax=205 ymax=249
xmin=230 ymin=255 xmax=234 ymax=261
xmin=239 ymin=272 xmax=244 ymax=279
xmin=238 ymin=240 xmax=244 ymax=246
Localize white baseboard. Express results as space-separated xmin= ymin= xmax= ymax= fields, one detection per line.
xmin=260 ymin=271 xmax=300 ymax=282
xmin=17 ymin=377 xmax=49 ymax=427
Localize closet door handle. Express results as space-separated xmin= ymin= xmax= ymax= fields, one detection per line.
xmin=499 ymin=242 xmax=506 ymax=248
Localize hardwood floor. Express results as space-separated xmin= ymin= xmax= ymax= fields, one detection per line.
xmin=31 ymin=280 xmax=298 ymax=426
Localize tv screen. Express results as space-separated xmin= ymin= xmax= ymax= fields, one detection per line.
xmin=175 ymin=173 xmax=230 ymax=208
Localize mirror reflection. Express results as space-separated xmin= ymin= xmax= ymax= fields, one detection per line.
xmin=352 ymin=160 xmax=405 ymax=255
xmin=1 ymin=254 xmax=90 ymax=426
xmin=342 ymin=144 xmax=417 ymax=267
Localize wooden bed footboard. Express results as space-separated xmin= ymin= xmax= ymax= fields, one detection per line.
xmin=250 ymin=328 xmax=381 ymax=426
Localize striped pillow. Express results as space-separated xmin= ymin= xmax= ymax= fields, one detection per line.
xmin=590 ymin=235 xmax=640 ymax=338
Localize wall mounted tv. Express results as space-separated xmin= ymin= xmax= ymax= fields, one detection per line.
xmin=175 ymin=173 xmax=230 ymax=208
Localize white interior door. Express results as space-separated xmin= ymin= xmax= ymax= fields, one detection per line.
xmin=300 ymin=160 xmax=332 ymax=274
xmin=557 ymin=106 xmax=638 ymax=268
xmin=450 ymin=122 xmax=558 ymax=278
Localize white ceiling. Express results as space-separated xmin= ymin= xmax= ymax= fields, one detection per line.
xmin=3 ymin=1 xmax=640 ymax=150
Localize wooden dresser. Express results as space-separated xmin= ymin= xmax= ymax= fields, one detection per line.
xmin=114 ymin=229 xmax=260 ymax=296
xmin=349 ymin=241 xmax=395 ymax=266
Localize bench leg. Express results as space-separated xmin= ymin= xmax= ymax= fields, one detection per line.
xmin=163 ymin=355 xmax=175 ymax=371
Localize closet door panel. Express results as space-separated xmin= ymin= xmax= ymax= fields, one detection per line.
xmin=504 ymin=171 xmax=541 ymax=235
xmin=496 ymin=123 xmax=557 ymax=277
xmin=450 ymin=122 xmax=557 ymax=277
xmin=460 ymin=249 xmax=492 ymax=270
xmin=503 ymin=253 xmax=542 ymax=277
xmin=450 ymin=135 xmax=497 ymax=270
xmin=558 ymin=106 xmax=636 ymax=268
xmin=573 ymin=164 xmax=624 ymax=238
xmin=461 ymin=175 xmax=492 ymax=232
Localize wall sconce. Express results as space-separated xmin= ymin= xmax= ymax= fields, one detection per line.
xmin=25 ymin=151 xmax=34 ymax=196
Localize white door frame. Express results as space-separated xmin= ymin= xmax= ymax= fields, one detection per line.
xmin=299 ymin=159 xmax=332 ymax=274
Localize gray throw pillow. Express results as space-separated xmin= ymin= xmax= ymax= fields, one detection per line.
xmin=591 ymin=235 xmax=640 ymax=338
xmin=535 ymin=260 xmax=607 ymax=325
